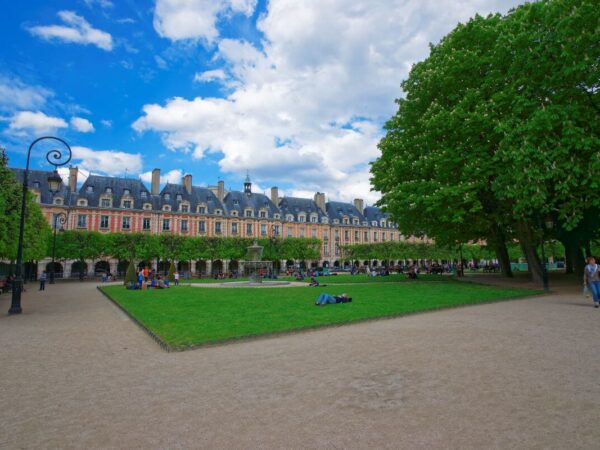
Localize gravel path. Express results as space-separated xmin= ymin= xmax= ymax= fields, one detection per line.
xmin=1 ymin=279 xmax=598 ymax=449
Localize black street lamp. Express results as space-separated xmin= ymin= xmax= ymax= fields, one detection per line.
xmin=49 ymin=212 xmax=68 ymax=284
xmin=269 ymin=224 xmax=278 ymax=276
xmin=9 ymin=136 xmax=72 ymax=315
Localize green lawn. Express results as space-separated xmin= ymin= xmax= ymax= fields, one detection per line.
xmin=185 ymin=273 xmax=448 ymax=284
xmin=100 ymin=281 xmax=540 ymax=350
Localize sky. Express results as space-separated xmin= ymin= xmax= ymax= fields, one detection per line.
xmin=1 ymin=0 xmax=524 ymax=204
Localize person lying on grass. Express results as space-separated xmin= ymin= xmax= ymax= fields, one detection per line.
xmin=315 ymin=293 xmax=352 ymax=305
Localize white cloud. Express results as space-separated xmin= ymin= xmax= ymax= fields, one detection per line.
xmin=117 ymin=18 xmax=136 ymax=24
xmin=28 ymin=11 xmax=113 ymax=51
xmin=9 ymin=111 xmax=68 ymax=134
xmin=70 ymin=146 xmax=143 ymax=176
xmin=140 ymin=168 xmax=183 ymax=185
xmin=0 ymin=75 xmax=53 ymax=112
xmin=100 ymin=119 xmax=113 ymax=128
xmin=153 ymin=0 xmax=257 ymax=43
xmin=136 ymin=0 xmax=524 ymax=203
xmin=193 ymin=69 xmax=227 ymax=83
xmin=57 ymin=167 xmax=90 ymax=185
xmin=70 ymin=116 xmax=95 ymax=133
xmin=84 ymin=0 xmax=114 ymax=9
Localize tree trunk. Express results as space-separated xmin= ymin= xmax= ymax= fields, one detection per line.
xmin=565 ymin=247 xmax=574 ymax=274
xmin=489 ymin=226 xmax=513 ymax=277
xmin=561 ymin=232 xmax=585 ymax=277
xmin=516 ymin=220 xmax=544 ymax=285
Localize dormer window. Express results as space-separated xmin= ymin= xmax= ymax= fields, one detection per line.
xmin=333 ymin=219 xmax=339 ymax=224
xmin=54 ymin=198 xmax=63 ymax=205
xmin=101 ymin=198 xmax=111 ymax=208
xmin=286 ymin=214 xmax=294 ymax=222
xmin=215 ymin=209 xmax=222 ymax=215
xmin=321 ymin=217 xmax=329 ymax=224
xmin=164 ymin=193 xmax=170 ymax=201
xmin=141 ymin=191 xmax=147 ymax=198
xmin=245 ymin=209 xmax=253 ymax=217
xmin=343 ymin=218 xmax=349 ymax=225
xmin=372 ymin=221 xmax=378 ymax=227
xmin=163 ymin=205 xmax=171 ymax=212
xmin=197 ymin=205 xmax=206 ymax=214
xmin=233 ymin=199 xmax=239 ymax=205
xmin=298 ymin=214 xmax=306 ymax=223
xmin=353 ymin=218 xmax=359 ymax=225
xmin=78 ymin=199 xmax=87 ymax=207
xmin=33 ymin=181 xmax=40 ymax=189
xmin=86 ymin=186 xmax=94 ymax=193
xmin=176 ymin=194 xmax=182 ymax=202
xmin=105 ymin=187 xmax=112 ymax=193
xmin=143 ymin=203 xmax=152 ymax=210
xmin=123 ymin=200 xmax=132 ymax=209
xmin=232 ymin=210 xmax=238 ymax=217
xmin=123 ymin=189 xmax=130 ymax=196
xmin=260 ymin=211 xmax=267 ymax=218
xmin=310 ymin=215 xmax=317 ymax=223
xmin=274 ymin=213 xmax=280 ymax=220
xmin=181 ymin=204 xmax=189 ymax=213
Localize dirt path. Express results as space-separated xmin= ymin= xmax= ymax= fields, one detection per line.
xmin=0 ymin=279 xmax=598 ymax=449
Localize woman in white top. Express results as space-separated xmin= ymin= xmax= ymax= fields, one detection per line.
xmin=583 ymin=256 xmax=600 ymax=308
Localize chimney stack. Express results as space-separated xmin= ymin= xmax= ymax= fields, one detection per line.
xmin=217 ymin=180 xmax=225 ymax=202
xmin=151 ymin=168 xmax=160 ymax=195
xmin=314 ymin=192 xmax=326 ymax=212
xmin=183 ymin=174 xmax=192 ymax=194
xmin=270 ymin=187 xmax=279 ymax=206
xmin=68 ymin=166 xmax=78 ymax=193
xmin=353 ymin=198 xmax=364 ymax=213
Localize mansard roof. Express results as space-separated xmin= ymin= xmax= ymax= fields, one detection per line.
xmin=278 ymin=197 xmax=325 ymax=220
xmin=363 ymin=206 xmax=391 ymax=226
xmin=326 ymin=201 xmax=365 ymax=222
xmin=11 ymin=168 xmax=72 ymax=205
xmin=223 ymin=190 xmax=280 ymax=217
xmin=159 ymin=183 xmax=224 ymax=213
xmin=80 ymin=175 xmax=150 ymax=209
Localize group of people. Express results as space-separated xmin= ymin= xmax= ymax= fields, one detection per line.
xmin=126 ymin=267 xmax=181 ymax=290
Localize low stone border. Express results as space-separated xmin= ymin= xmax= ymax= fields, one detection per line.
xmin=96 ymin=286 xmax=174 ymax=352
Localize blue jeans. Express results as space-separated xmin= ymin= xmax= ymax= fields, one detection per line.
xmin=316 ymin=293 xmax=336 ymax=305
xmin=588 ymin=280 xmax=600 ymax=302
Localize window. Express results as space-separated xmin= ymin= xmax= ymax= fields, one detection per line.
xmin=215 ymin=209 xmax=222 ymax=215
xmin=181 ymin=204 xmax=189 ymax=213
xmin=300 ymin=227 xmax=305 ymax=237
xmin=312 ymin=228 xmax=317 ymax=238
xmin=274 ymin=213 xmax=280 ymax=220
xmin=143 ymin=218 xmax=151 ymax=230
xmin=274 ymin=225 xmax=280 ymax=236
xmin=260 ymin=224 xmax=267 ymax=235
xmin=163 ymin=205 xmax=171 ymax=212
xmin=343 ymin=218 xmax=349 ymax=225
xmin=372 ymin=221 xmax=378 ymax=227
xmin=198 ymin=221 xmax=206 ymax=233
xmin=54 ymin=198 xmax=63 ymax=205
xmin=260 ymin=211 xmax=266 ymax=218
xmin=364 ymin=231 xmax=369 ymax=241
xmin=176 ymin=194 xmax=182 ymax=202
xmin=123 ymin=189 xmax=130 ymax=196
xmin=299 ymin=215 xmax=306 ymax=222
xmin=382 ymin=232 xmax=387 ymax=241
xmin=215 ymin=221 xmax=222 ymax=234
xmin=310 ymin=215 xmax=317 ymax=223
xmin=122 ymin=217 xmax=131 ymax=230
xmin=100 ymin=215 xmax=109 ymax=229
xmin=246 ymin=223 xmax=253 ymax=236
xmin=390 ymin=233 xmax=395 ymax=241
xmin=335 ymin=244 xmax=340 ymax=256
xmin=353 ymin=218 xmax=359 ymax=225
xmin=245 ymin=210 xmax=252 ymax=217
xmin=324 ymin=244 xmax=329 ymax=257
xmin=101 ymin=198 xmax=110 ymax=208
xmin=78 ymin=199 xmax=87 ymax=206
xmin=334 ymin=230 xmax=339 ymax=240
xmin=198 ymin=206 xmax=206 ymax=214
xmin=287 ymin=227 xmax=293 ymax=237
xmin=164 ymin=193 xmax=170 ymax=201
xmin=232 ymin=210 xmax=238 ymax=217
xmin=141 ymin=191 xmax=147 ymax=198
xmin=355 ymin=231 xmax=359 ymax=241
xmin=123 ymin=200 xmax=132 ymax=209
xmin=344 ymin=230 xmax=349 ymax=241
xmin=181 ymin=220 xmax=188 ymax=232
xmin=106 ymin=187 xmax=112 ymax=193
xmin=86 ymin=186 xmax=93 ymax=193
xmin=77 ymin=214 xmax=87 ymax=228
xmin=231 ymin=222 xmax=238 ymax=234
xmin=162 ymin=219 xmax=170 ymax=231
xmin=373 ymin=231 xmax=378 ymax=242
xmin=143 ymin=203 xmax=152 ymax=210
xmin=286 ymin=214 xmax=294 ymax=222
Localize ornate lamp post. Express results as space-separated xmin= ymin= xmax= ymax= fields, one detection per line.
xmin=49 ymin=212 xmax=68 ymax=284
xmin=9 ymin=136 xmax=71 ymax=315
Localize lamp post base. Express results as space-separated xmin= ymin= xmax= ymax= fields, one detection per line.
xmin=9 ymin=281 xmax=23 ymax=314
xmin=8 ymin=305 xmax=23 ymax=315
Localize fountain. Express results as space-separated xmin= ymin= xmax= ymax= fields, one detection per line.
xmin=243 ymin=240 xmax=272 ymax=283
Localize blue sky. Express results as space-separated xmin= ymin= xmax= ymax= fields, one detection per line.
xmin=1 ymin=0 xmax=523 ymax=203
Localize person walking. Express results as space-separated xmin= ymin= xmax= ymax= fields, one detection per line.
xmin=39 ymin=270 xmax=47 ymax=291
xmin=174 ymin=271 xmax=180 ymax=286
xmin=583 ymin=256 xmax=600 ymax=308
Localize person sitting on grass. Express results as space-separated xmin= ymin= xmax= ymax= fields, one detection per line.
xmin=406 ymin=267 xmax=418 ymax=279
xmin=315 ymin=292 xmax=352 ymax=305
xmin=156 ymin=276 xmax=169 ymax=289
xmin=309 ymin=276 xmax=320 ymax=287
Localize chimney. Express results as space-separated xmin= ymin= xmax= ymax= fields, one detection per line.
xmin=151 ymin=168 xmax=160 ymax=195
xmin=270 ymin=187 xmax=279 ymax=206
xmin=353 ymin=198 xmax=364 ymax=213
xmin=314 ymin=192 xmax=326 ymax=212
xmin=68 ymin=166 xmax=78 ymax=193
xmin=183 ymin=174 xmax=192 ymax=194
xmin=217 ymin=180 xmax=225 ymax=202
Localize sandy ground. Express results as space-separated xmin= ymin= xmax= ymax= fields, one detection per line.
xmin=0 ymin=277 xmax=599 ymax=450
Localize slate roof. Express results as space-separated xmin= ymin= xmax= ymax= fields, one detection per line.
xmin=278 ymin=197 xmax=325 ymax=221
xmin=11 ymin=168 xmax=74 ymax=205
xmin=223 ymin=190 xmax=280 ymax=217
xmin=325 ymin=201 xmax=365 ymax=224
xmin=160 ymin=183 xmax=224 ymax=214
xmin=80 ymin=175 xmax=150 ymax=209
xmin=363 ymin=206 xmax=391 ymax=227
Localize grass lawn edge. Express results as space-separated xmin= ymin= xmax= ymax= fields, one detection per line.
xmin=98 ymin=284 xmax=545 ymax=353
